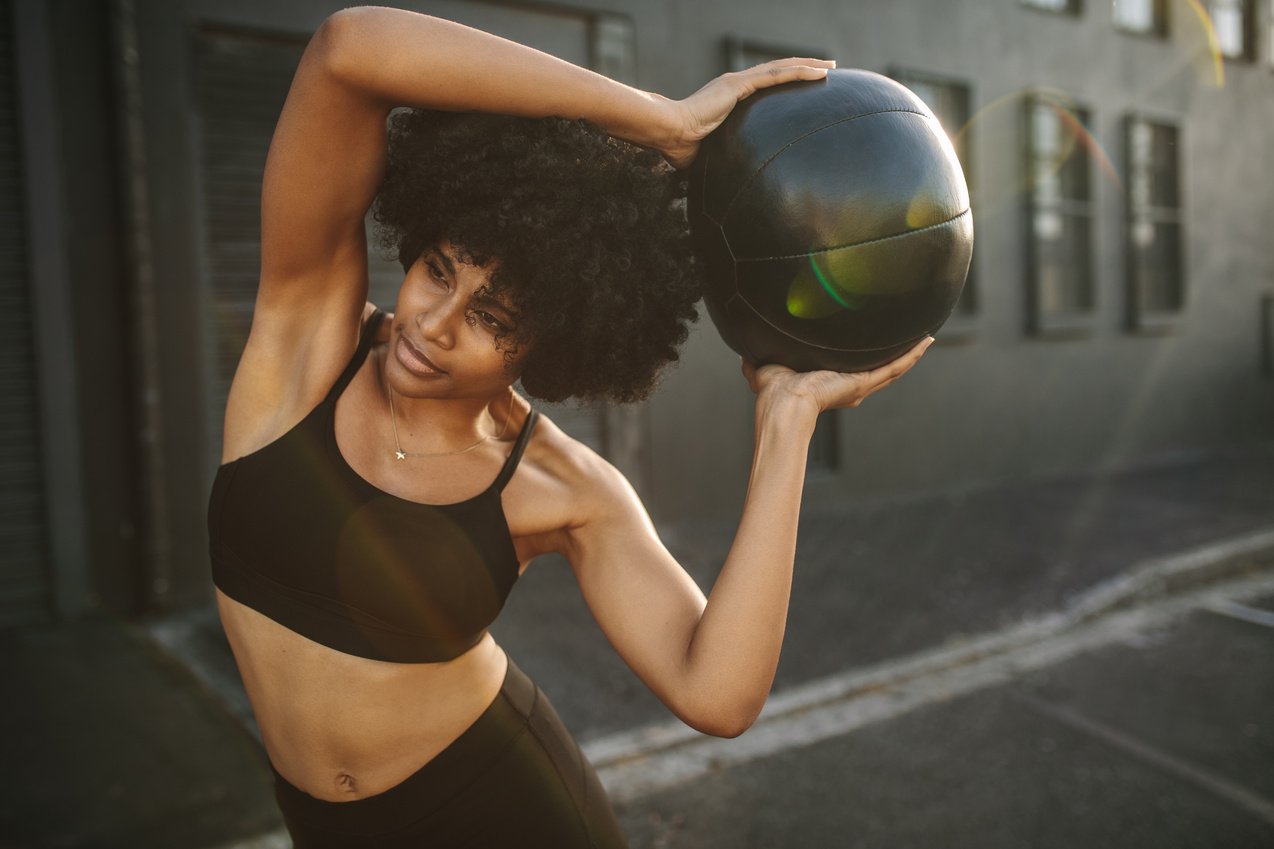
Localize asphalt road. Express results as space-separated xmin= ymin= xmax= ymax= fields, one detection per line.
xmin=3 ymin=446 xmax=1272 ymax=848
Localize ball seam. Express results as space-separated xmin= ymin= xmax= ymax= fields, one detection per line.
xmin=733 ymin=208 xmax=971 ymax=262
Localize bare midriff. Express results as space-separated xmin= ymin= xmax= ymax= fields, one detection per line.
xmin=215 ymin=587 xmax=509 ymax=802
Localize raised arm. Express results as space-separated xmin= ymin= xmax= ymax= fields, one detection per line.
xmin=255 ymin=8 xmax=673 ymax=372
xmin=563 ymin=340 xmax=932 ymax=738
xmin=246 ymin=7 xmax=832 ymax=406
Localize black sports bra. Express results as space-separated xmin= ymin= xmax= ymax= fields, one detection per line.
xmin=208 ymin=310 xmax=539 ymax=663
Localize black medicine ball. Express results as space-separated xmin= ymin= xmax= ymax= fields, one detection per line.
xmin=687 ymin=69 xmax=973 ymax=373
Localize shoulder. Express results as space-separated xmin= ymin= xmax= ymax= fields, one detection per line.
xmin=505 ymin=409 xmax=642 ymax=551
xmin=526 ymin=413 xmax=634 ymax=513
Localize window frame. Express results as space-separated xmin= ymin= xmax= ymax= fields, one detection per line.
xmin=1267 ymin=0 xmax=1274 ymax=68
xmin=722 ymin=35 xmax=829 ymax=74
xmin=1204 ymin=0 xmax=1257 ymax=62
xmin=1019 ymin=0 xmax=1083 ymax=16
xmin=1112 ymin=0 xmax=1170 ymax=37
xmin=1122 ymin=113 xmax=1185 ymax=333
xmin=1023 ymin=90 xmax=1097 ymax=338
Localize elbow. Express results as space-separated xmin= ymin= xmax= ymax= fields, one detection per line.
xmin=687 ymin=703 xmax=762 ymax=739
xmin=695 ymin=714 xmax=756 ymax=739
xmin=309 ymin=8 xmax=359 ymax=81
xmin=310 ymin=7 xmax=392 ymax=88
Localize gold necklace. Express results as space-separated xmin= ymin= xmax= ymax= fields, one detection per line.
xmin=386 ymin=383 xmax=514 ymax=460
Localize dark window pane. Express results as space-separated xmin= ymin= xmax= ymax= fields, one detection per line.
xmin=1033 ymin=100 xmax=1091 ymax=202
xmin=1035 ymin=212 xmax=1093 ymax=316
xmin=1149 ymin=123 xmax=1179 ymax=207
xmin=1131 ymin=218 xmax=1183 ymax=312
xmin=808 ymin=411 xmax=838 ymax=472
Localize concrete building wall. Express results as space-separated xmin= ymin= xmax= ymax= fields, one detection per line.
xmin=12 ymin=0 xmax=1273 ymax=616
xmin=637 ymin=0 xmax=1274 ymax=520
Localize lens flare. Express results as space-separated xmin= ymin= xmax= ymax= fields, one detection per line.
xmin=952 ymin=89 xmax=1119 ymax=219
xmin=787 ymin=254 xmax=854 ymax=319
xmin=1184 ymin=0 xmax=1226 ymax=88
xmin=1038 ymin=90 xmax=1121 ymax=190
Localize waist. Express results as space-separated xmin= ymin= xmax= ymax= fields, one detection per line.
xmin=215 ymin=587 xmax=509 ymax=801
xmin=270 ymin=656 xmax=540 ymax=836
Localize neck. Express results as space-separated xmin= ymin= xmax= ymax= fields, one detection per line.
xmin=377 ymin=349 xmax=514 ymax=452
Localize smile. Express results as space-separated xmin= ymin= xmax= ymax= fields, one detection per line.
xmin=396 ymin=335 xmax=447 ymax=377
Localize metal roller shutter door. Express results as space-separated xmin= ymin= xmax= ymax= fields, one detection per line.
xmin=0 ymin=0 xmax=52 ymax=626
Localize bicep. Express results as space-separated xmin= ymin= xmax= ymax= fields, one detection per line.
xmin=563 ymin=471 xmax=708 ymax=725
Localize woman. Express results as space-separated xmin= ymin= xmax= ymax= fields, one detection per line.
xmin=209 ymin=6 xmax=931 ymax=847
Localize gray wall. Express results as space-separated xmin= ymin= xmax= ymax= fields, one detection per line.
xmin=638 ymin=0 xmax=1274 ymax=519
xmin=12 ymin=0 xmax=1274 ymax=616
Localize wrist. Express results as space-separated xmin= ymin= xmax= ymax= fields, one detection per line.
xmin=755 ymin=387 xmax=820 ymax=438
xmin=598 ymin=89 xmax=680 ymax=152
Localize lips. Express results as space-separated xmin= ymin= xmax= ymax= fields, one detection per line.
xmin=396 ymin=335 xmax=447 ymax=377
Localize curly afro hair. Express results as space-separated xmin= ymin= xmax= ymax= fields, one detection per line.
xmin=372 ymin=108 xmax=701 ymax=404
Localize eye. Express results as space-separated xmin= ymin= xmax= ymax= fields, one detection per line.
xmin=424 ymin=258 xmax=448 ymax=287
xmin=473 ymin=310 xmax=509 ymax=333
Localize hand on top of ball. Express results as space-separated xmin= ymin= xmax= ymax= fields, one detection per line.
xmin=660 ymin=58 xmax=836 ymax=170
xmin=742 ymin=336 xmax=934 ymax=416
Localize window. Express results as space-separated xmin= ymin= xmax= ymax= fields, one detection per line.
xmin=1124 ymin=116 xmax=1183 ymax=328
xmin=723 ymin=36 xmax=825 ymax=73
xmin=1113 ymin=0 xmax=1168 ymax=35
xmin=1021 ymin=0 xmax=1082 ymax=14
xmin=890 ymin=69 xmax=977 ymax=321
xmin=591 ymin=15 xmax=636 ymax=84
xmin=1025 ymin=92 xmax=1095 ymax=334
xmin=1205 ymin=0 xmax=1255 ymax=60
xmin=1267 ymin=0 xmax=1274 ymax=66
xmin=807 ymin=414 xmax=839 ymax=475
xmin=1263 ymin=294 xmax=1274 ymax=377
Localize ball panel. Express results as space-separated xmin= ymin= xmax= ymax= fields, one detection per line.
xmin=724 ymin=295 xmax=923 ymax=372
xmin=689 ymin=216 xmax=737 ymax=306
xmin=731 ymin=211 xmax=973 ymax=350
xmin=722 ymin=112 xmax=970 ymax=260
xmin=696 ymin=70 xmax=934 ymax=223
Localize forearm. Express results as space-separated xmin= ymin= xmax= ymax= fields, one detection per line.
xmin=682 ymin=393 xmax=819 ymax=733
xmin=319 ymin=6 xmax=675 ymax=148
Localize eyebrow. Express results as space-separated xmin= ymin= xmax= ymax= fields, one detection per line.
xmin=473 ymin=292 xmax=520 ymax=321
xmin=431 ymin=249 xmax=458 ymax=278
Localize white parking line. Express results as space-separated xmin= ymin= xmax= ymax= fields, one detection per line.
xmin=1014 ymin=693 xmax=1274 ymax=827
xmin=1202 ymin=599 xmax=1274 ymax=629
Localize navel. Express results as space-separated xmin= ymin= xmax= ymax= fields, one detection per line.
xmin=335 ymin=771 xmax=358 ymax=795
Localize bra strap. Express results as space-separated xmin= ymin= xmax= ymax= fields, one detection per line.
xmin=323 ymin=309 xmax=385 ymax=403
xmin=493 ymin=408 xmax=540 ymax=492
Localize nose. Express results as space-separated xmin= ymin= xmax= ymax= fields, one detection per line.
xmin=415 ymin=293 xmax=465 ymax=350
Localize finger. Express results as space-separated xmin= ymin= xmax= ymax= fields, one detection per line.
xmin=740 ymin=358 xmax=760 ymax=393
xmin=733 ymin=64 xmax=830 ymax=99
xmin=748 ymin=57 xmax=837 ymax=70
xmin=866 ymin=336 xmax=933 ymax=383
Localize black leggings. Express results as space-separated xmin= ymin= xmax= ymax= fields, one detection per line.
xmin=269 ymin=657 xmax=629 ymax=848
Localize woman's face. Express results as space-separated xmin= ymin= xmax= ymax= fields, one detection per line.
xmin=385 ymin=241 xmax=526 ymax=400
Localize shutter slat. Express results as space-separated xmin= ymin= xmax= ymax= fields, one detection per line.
xmin=0 ymin=0 xmax=53 ymax=627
